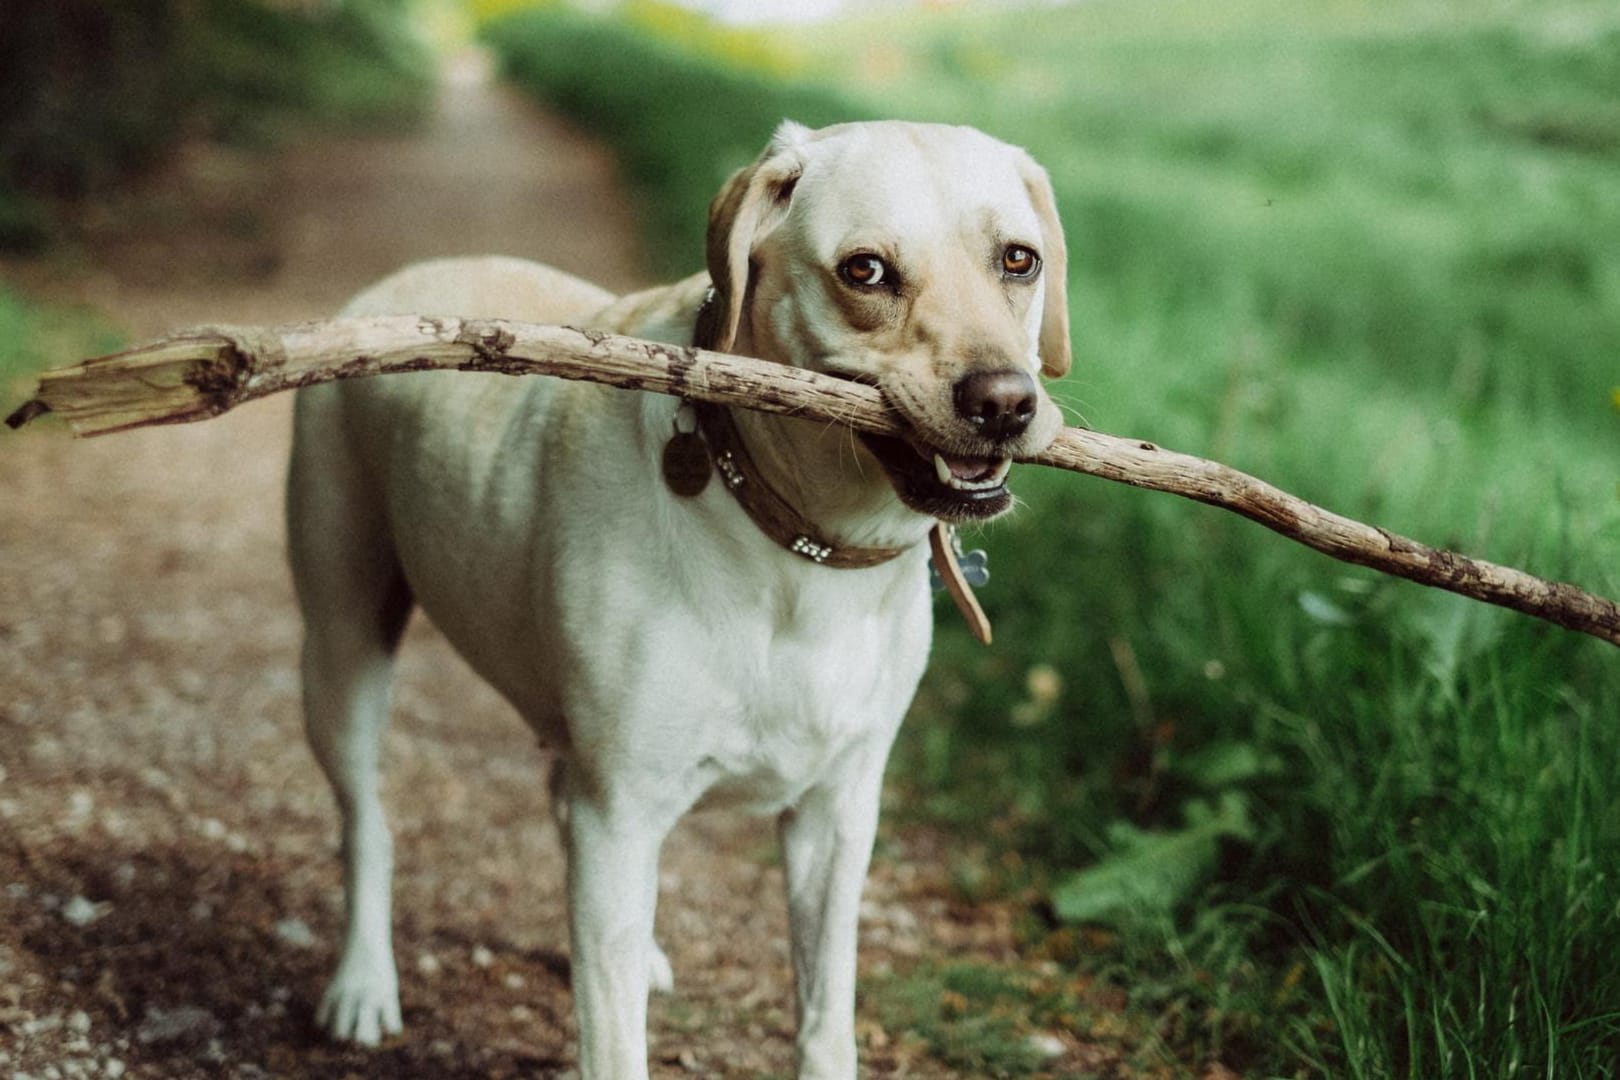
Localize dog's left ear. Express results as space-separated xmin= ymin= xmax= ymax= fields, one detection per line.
xmin=704 ymin=122 xmax=809 ymax=353
xmin=1016 ymin=153 xmax=1072 ymax=380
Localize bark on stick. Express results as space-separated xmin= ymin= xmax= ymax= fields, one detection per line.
xmin=8 ymin=315 xmax=1618 ymax=648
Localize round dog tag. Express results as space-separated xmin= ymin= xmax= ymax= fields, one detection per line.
xmin=662 ymin=432 xmax=711 ymax=496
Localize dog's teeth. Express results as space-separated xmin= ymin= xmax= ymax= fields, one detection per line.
xmin=932 ymin=453 xmax=1012 ymax=492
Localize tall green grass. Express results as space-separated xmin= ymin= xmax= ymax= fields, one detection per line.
xmin=485 ymin=3 xmax=1620 ymax=1074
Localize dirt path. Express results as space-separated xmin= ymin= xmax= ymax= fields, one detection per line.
xmin=0 ymin=55 xmax=1068 ymax=1080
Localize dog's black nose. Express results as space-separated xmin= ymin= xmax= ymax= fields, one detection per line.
xmin=954 ymin=370 xmax=1038 ymax=441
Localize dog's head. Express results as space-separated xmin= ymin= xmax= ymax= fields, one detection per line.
xmin=705 ymin=120 xmax=1070 ymax=523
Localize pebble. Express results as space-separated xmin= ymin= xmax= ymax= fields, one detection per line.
xmin=136 ymin=1004 xmax=220 ymax=1045
xmin=470 ymin=945 xmax=494 ymax=968
xmin=61 ymin=897 xmax=109 ymax=928
xmin=272 ymin=918 xmax=316 ymax=950
xmin=1026 ymin=1031 xmax=1067 ymax=1059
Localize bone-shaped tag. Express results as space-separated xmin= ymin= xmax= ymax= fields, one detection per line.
xmin=930 ymin=533 xmax=989 ymax=589
xmin=958 ymin=547 xmax=990 ymax=587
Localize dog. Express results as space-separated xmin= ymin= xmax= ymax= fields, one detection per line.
xmin=285 ymin=119 xmax=1070 ymax=1079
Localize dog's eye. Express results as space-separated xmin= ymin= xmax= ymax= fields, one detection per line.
xmin=839 ymin=254 xmax=889 ymax=288
xmin=1002 ymin=245 xmax=1041 ymax=279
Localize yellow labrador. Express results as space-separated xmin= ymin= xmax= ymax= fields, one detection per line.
xmin=286 ymin=120 xmax=1070 ymax=1078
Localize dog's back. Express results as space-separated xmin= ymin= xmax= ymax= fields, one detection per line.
xmin=339 ymin=254 xmax=614 ymax=325
xmin=287 ymin=257 xmax=621 ymax=715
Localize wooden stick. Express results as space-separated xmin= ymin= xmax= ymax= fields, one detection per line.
xmin=8 ymin=315 xmax=1619 ymax=648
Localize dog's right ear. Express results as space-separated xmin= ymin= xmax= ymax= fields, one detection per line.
xmin=704 ymin=122 xmax=809 ymax=353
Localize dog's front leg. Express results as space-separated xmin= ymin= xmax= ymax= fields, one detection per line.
xmin=564 ymin=788 xmax=667 ymax=1080
xmin=779 ymin=752 xmax=889 ymax=1080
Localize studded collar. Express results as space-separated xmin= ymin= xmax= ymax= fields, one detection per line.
xmin=690 ymin=399 xmax=912 ymax=569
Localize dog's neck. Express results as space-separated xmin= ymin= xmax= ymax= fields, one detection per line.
xmin=690 ymin=288 xmax=933 ymax=558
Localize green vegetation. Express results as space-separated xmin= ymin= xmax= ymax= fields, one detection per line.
xmin=483 ymin=5 xmax=870 ymax=273
xmin=0 ymin=289 xmax=48 ymax=397
xmin=0 ymin=0 xmax=433 ymax=250
xmin=0 ymin=288 xmax=120 ymax=411
xmin=483 ymin=3 xmax=1620 ymax=1074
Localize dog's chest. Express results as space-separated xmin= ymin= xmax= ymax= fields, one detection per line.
xmin=679 ymin=578 xmax=932 ymax=814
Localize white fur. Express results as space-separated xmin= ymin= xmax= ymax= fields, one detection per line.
xmin=286 ymin=122 xmax=1070 ymax=1078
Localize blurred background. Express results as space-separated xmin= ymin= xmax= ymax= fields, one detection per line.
xmin=3 ymin=1 xmax=1619 ymax=1075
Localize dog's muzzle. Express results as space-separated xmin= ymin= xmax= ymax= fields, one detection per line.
xmin=858 ymin=368 xmax=1042 ymax=522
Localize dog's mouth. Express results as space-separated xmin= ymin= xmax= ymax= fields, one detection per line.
xmin=859 ymin=433 xmax=1013 ymax=521
xmin=814 ymin=366 xmax=1019 ymax=521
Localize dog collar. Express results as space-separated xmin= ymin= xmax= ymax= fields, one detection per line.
xmin=679 ymin=286 xmax=909 ymax=569
xmin=681 ymin=287 xmax=992 ymax=641
xmin=688 ymin=399 xmax=911 ymax=569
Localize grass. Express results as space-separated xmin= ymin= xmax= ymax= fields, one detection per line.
xmin=0 ymin=288 xmax=121 ymax=421
xmin=482 ymin=5 xmax=871 ymax=274
xmin=481 ymin=2 xmax=1620 ymax=1075
xmin=0 ymin=291 xmax=123 ymax=386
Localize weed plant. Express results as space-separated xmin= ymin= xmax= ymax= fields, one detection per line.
xmin=484 ymin=3 xmax=1620 ymax=1074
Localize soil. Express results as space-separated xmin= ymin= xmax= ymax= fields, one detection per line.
xmin=0 ymin=54 xmax=1132 ymax=1079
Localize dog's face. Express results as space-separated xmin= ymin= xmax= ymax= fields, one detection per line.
xmin=705 ymin=120 xmax=1071 ymax=522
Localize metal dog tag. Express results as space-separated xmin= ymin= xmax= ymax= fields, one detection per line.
xmin=929 ymin=531 xmax=990 ymax=589
xmin=662 ymin=402 xmax=710 ymax=497
xmin=663 ymin=433 xmax=711 ymax=496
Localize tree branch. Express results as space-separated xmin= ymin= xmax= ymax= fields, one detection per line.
xmin=8 ymin=314 xmax=1618 ymax=648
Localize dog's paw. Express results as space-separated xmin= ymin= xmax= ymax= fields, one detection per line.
xmin=316 ymin=960 xmax=403 ymax=1046
xmin=648 ymin=941 xmax=675 ymax=994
